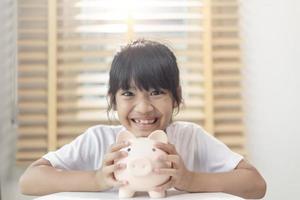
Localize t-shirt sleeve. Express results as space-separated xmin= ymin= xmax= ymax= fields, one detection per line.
xmin=43 ymin=127 xmax=100 ymax=170
xmin=195 ymin=126 xmax=243 ymax=172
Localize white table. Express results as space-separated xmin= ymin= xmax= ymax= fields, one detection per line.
xmin=34 ymin=190 xmax=244 ymax=200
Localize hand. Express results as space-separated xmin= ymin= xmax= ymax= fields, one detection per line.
xmin=96 ymin=142 xmax=130 ymax=190
xmin=154 ymin=142 xmax=193 ymax=192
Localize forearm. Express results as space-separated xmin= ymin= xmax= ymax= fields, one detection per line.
xmin=186 ymin=169 xmax=266 ymax=199
xmin=19 ymin=165 xmax=109 ymax=196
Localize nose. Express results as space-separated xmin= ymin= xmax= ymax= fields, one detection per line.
xmin=128 ymin=158 xmax=152 ymax=176
xmin=134 ymin=98 xmax=154 ymax=114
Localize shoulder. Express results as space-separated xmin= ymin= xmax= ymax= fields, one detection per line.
xmin=166 ymin=121 xmax=206 ymax=135
xmin=86 ymin=124 xmax=124 ymax=135
xmin=77 ymin=124 xmax=125 ymax=145
xmin=166 ymin=121 xmax=208 ymax=143
xmin=166 ymin=121 xmax=219 ymax=144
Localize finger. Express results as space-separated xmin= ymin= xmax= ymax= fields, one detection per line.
xmin=158 ymin=154 xmax=181 ymax=169
xmin=109 ymin=142 xmax=130 ymax=153
xmin=154 ymin=178 xmax=175 ymax=192
xmin=106 ymin=177 xmax=128 ymax=188
xmin=153 ymin=168 xmax=177 ymax=177
xmin=155 ymin=142 xmax=177 ymax=154
xmin=102 ymin=163 xmax=127 ymax=174
xmin=113 ymin=180 xmax=128 ymax=188
xmin=104 ymin=151 xmax=128 ymax=165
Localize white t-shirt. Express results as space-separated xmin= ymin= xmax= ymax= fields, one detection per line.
xmin=43 ymin=121 xmax=243 ymax=173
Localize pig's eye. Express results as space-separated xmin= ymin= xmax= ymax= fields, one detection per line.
xmin=126 ymin=148 xmax=131 ymax=152
xmin=152 ymin=148 xmax=156 ymax=152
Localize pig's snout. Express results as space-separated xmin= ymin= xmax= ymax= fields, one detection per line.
xmin=128 ymin=158 xmax=152 ymax=176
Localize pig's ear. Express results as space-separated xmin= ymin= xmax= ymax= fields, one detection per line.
xmin=148 ymin=130 xmax=168 ymax=143
xmin=116 ymin=130 xmax=136 ymax=144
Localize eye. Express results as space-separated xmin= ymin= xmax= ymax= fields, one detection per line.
xmin=152 ymin=148 xmax=156 ymax=152
xmin=126 ymin=148 xmax=131 ymax=152
xmin=122 ymin=91 xmax=134 ymax=96
xmin=150 ymin=89 xmax=165 ymax=96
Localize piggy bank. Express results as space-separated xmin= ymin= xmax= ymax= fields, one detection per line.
xmin=114 ymin=130 xmax=171 ymax=198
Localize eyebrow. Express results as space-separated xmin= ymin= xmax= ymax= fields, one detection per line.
xmin=120 ymin=86 xmax=137 ymax=91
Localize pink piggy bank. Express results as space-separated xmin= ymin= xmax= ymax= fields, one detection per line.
xmin=114 ymin=130 xmax=171 ymax=198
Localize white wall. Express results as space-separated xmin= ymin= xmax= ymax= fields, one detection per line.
xmin=240 ymin=0 xmax=300 ymax=199
xmin=0 ymin=0 xmax=17 ymax=187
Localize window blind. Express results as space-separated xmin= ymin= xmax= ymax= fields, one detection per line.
xmin=17 ymin=0 xmax=245 ymax=165
xmin=17 ymin=0 xmax=48 ymax=164
xmin=211 ymin=0 xmax=245 ymax=155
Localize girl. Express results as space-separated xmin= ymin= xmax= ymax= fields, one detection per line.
xmin=19 ymin=39 xmax=266 ymax=199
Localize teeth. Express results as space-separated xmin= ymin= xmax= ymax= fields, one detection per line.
xmin=134 ymin=119 xmax=156 ymax=124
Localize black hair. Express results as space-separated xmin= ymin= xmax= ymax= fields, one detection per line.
xmin=107 ymin=39 xmax=182 ymax=112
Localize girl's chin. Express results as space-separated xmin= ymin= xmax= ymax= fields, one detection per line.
xmin=129 ymin=128 xmax=157 ymax=137
xmin=129 ymin=124 xmax=158 ymax=136
xmin=131 ymin=130 xmax=152 ymax=137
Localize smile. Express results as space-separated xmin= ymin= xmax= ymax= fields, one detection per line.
xmin=131 ymin=118 xmax=158 ymax=125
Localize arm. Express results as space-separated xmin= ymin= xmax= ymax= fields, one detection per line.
xmin=19 ymin=142 xmax=129 ymax=196
xmin=155 ymin=143 xmax=266 ymax=199
xmin=19 ymin=158 xmax=105 ymax=195
xmin=184 ymin=160 xmax=266 ymax=199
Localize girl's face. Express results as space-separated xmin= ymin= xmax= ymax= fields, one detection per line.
xmin=115 ymin=85 xmax=175 ymax=137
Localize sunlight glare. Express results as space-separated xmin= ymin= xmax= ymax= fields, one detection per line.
xmin=75 ymin=0 xmax=139 ymax=33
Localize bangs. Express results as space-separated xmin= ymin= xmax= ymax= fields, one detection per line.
xmin=118 ymin=51 xmax=172 ymax=91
